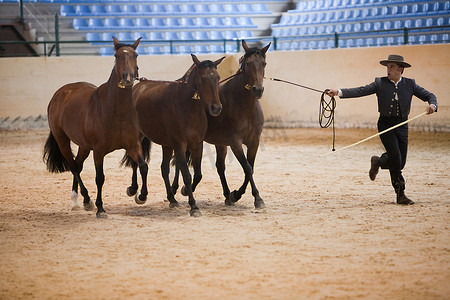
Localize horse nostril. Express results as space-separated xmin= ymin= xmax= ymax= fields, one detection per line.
xmin=252 ymin=86 xmax=264 ymax=98
xmin=210 ymin=104 xmax=222 ymax=116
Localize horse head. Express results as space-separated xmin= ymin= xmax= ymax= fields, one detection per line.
xmin=189 ymin=54 xmax=225 ymax=116
xmin=240 ymin=40 xmax=271 ymax=99
xmin=113 ymin=37 xmax=141 ymax=89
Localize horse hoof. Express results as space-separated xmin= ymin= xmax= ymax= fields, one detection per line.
xmin=127 ymin=186 xmax=137 ymax=197
xmin=169 ymin=202 xmax=180 ymax=209
xmin=255 ymin=199 xmax=266 ymax=209
xmin=96 ymin=212 xmax=108 ymax=219
xmin=135 ymin=193 xmax=147 ymax=205
xmin=229 ymin=190 xmax=241 ymax=203
xmin=224 ymin=198 xmax=235 ymax=206
xmin=71 ymin=205 xmax=81 ymax=211
xmin=190 ymin=209 xmax=202 ymax=217
xmin=181 ymin=186 xmax=188 ymax=196
xmin=84 ymin=201 xmax=95 ymax=211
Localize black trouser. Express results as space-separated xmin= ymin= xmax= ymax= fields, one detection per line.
xmin=377 ymin=116 xmax=408 ymax=191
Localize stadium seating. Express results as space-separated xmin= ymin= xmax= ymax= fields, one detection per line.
xmin=271 ymin=0 xmax=449 ymax=51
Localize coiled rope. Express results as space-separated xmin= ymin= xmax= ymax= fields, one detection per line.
xmin=264 ymin=77 xmax=336 ymax=151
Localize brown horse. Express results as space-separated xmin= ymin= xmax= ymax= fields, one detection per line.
xmin=43 ymin=37 xmax=148 ymax=218
xmin=171 ymin=40 xmax=270 ymax=209
xmin=128 ymin=54 xmax=224 ymax=217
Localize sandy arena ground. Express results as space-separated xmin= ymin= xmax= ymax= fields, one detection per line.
xmin=0 ymin=127 xmax=449 ymax=299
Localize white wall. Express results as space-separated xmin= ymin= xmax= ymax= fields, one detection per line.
xmin=1 ymin=44 xmax=448 ymax=131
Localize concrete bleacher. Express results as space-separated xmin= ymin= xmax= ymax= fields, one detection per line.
xmin=271 ymin=0 xmax=450 ymax=50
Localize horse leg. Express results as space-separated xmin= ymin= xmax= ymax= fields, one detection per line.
xmin=93 ymin=152 xmax=107 ymax=218
xmin=229 ymin=142 xmax=265 ymax=209
xmin=126 ymin=161 xmax=139 ymax=197
xmin=161 ymin=146 xmax=179 ymax=208
xmin=126 ymin=147 xmax=149 ymax=205
xmin=215 ymin=145 xmax=232 ymax=206
xmin=71 ymin=148 xmax=93 ymax=211
xmin=171 ymin=165 xmax=180 ymax=195
xmin=54 ymin=134 xmax=92 ymax=211
xmin=175 ymin=147 xmax=201 ymax=217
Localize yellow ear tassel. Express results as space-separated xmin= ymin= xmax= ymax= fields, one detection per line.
xmin=192 ymin=91 xmax=200 ymax=100
xmin=244 ymin=84 xmax=252 ymax=90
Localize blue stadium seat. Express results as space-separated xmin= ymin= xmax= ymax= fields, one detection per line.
xmin=119 ymin=18 xmax=135 ymax=29
xmin=101 ymin=32 xmax=114 ymax=42
xmin=137 ymin=5 xmax=151 ymax=14
xmin=152 ymin=4 xmax=166 ymax=14
xmin=210 ymin=31 xmax=224 ymax=40
xmin=180 ymin=31 xmax=194 ymax=40
xmin=180 ymin=17 xmax=195 ymax=27
xmin=133 ymin=32 xmax=147 ymax=40
xmin=136 ymin=18 xmax=150 ymax=29
xmin=239 ymin=17 xmax=255 ymax=27
xmin=365 ymin=37 xmax=374 ymax=47
xmin=210 ymin=4 xmax=225 ymax=14
xmin=196 ymin=18 xmax=210 ymax=27
xmin=239 ymin=30 xmax=253 ymax=38
xmin=224 ymin=4 xmax=239 ymax=13
xmin=147 ymin=46 xmax=163 ymax=55
xmin=89 ymin=18 xmax=104 ymax=30
xmin=73 ymin=18 xmax=88 ymax=30
xmin=226 ymin=43 xmax=238 ymax=53
xmin=118 ymin=32 xmax=133 ymax=42
xmin=99 ymin=47 xmax=114 ymax=56
xmin=194 ymin=31 xmax=209 ymax=40
xmin=152 ymin=18 xmax=165 ymax=28
xmin=91 ymin=5 xmax=106 ymax=15
xmin=225 ymin=17 xmax=240 ymax=27
xmin=225 ymin=30 xmax=238 ymax=39
xmin=166 ymin=18 xmax=180 ymax=28
xmin=106 ymin=5 xmax=121 ymax=16
xmin=210 ymin=44 xmax=225 ymax=53
xmin=165 ymin=32 xmax=179 ymax=40
xmin=123 ymin=5 xmax=137 ymax=15
xmin=194 ymin=45 xmax=209 ymax=54
xmin=75 ymin=5 xmax=91 ymax=16
xmin=178 ymin=45 xmax=194 ymax=54
xmin=210 ymin=18 xmax=225 ymax=28
xmin=166 ymin=4 xmax=181 ymax=14
xmin=239 ymin=4 xmax=254 ymax=13
xmin=104 ymin=18 xmax=120 ymax=29
xmin=181 ymin=4 xmax=196 ymax=14
xmin=86 ymin=32 xmax=101 ymax=42
xmin=195 ymin=4 xmax=210 ymax=14
xmin=149 ymin=32 xmax=164 ymax=40
xmin=60 ymin=5 xmax=75 ymax=16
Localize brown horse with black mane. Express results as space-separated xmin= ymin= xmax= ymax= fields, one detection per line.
xmin=43 ymin=37 xmax=148 ymax=218
xmin=171 ymin=40 xmax=270 ymax=209
xmin=125 ymin=54 xmax=224 ymax=217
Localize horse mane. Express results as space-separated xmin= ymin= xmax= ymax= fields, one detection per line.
xmin=114 ymin=43 xmax=134 ymax=51
xmin=178 ymin=60 xmax=217 ymax=82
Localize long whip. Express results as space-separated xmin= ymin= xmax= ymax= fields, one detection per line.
xmin=320 ymin=112 xmax=427 ymax=156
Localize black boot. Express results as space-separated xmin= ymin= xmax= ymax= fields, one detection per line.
xmin=395 ymin=182 xmax=414 ymax=205
xmin=369 ymin=156 xmax=380 ymax=181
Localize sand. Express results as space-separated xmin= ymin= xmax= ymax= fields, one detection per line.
xmin=0 ymin=127 xmax=449 ymax=299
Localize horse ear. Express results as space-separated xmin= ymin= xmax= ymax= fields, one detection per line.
xmin=191 ymin=54 xmax=201 ymax=66
xmin=242 ymin=40 xmax=249 ymax=53
xmin=214 ymin=56 xmax=226 ymax=67
xmin=261 ymin=42 xmax=271 ymax=54
xmin=131 ymin=37 xmax=142 ymax=50
xmin=113 ymin=36 xmax=119 ymax=48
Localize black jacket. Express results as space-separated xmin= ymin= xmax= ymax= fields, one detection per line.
xmin=341 ymin=77 xmax=437 ymax=117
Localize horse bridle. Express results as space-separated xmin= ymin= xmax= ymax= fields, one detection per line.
xmin=220 ymin=52 xmax=266 ymax=91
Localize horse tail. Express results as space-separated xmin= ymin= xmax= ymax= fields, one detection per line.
xmin=171 ymin=150 xmax=192 ymax=167
xmin=120 ymin=137 xmax=151 ymax=167
xmin=43 ymin=131 xmax=71 ymax=173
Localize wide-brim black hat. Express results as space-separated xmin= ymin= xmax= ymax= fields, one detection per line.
xmin=380 ymin=54 xmax=411 ymax=68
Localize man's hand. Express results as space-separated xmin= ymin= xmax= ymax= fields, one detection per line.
xmin=426 ymin=104 xmax=437 ymax=115
xmin=327 ymin=89 xmax=338 ymax=97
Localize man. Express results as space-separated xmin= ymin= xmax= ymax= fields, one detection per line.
xmin=327 ymin=54 xmax=437 ymax=205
